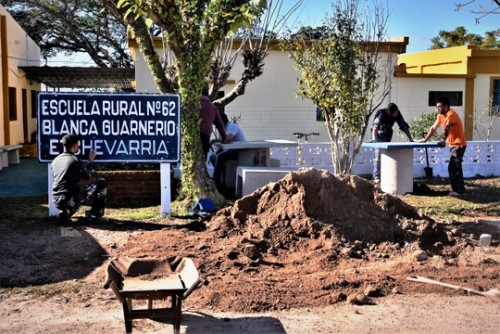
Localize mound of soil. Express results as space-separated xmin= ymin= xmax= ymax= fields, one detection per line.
xmin=110 ymin=168 xmax=493 ymax=312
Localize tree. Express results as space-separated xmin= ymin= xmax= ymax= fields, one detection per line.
xmin=470 ymin=97 xmax=500 ymax=140
xmin=167 ymin=1 xmax=303 ymax=107
xmin=430 ymin=26 xmax=500 ymax=49
xmin=0 ymin=0 xmax=132 ymax=67
xmin=282 ymin=0 xmax=392 ymax=174
xmin=99 ymin=0 xmax=267 ymax=207
xmin=481 ymin=30 xmax=500 ymax=48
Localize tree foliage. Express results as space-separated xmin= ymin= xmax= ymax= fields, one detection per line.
xmin=282 ymin=0 xmax=392 ymax=174
xmin=0 ymin=0 xmax=133 ymax=67
xmin=410 ymin=112 xmax=439 ymax=141
xmin=430 ymin=26 xmax=500 ymax=49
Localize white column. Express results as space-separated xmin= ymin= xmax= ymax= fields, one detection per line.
xmin=160 ymin=163 xmax=171 ymax=217
xmin=48 ymin=164 xmax=58 ymax=216
xmin=380 ymin=149 xmax=414 ymax=195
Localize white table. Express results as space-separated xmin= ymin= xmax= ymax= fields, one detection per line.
xmin=214 ymin=140 xmax=297 ymax=187
xmin=215 ymin=140 xmax=297 ymax=166
xmin=361 ymin=142 xmax=440 ymax=195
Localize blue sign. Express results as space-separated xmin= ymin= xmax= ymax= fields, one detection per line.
xmin=37 ymin=92 xmax=181 ymax=163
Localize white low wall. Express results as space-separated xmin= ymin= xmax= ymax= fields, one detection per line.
xmin=270 ymin=141 xmax=500 ymax=178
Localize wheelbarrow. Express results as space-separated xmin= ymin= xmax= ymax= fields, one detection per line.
xmin=104 ymin=256 xmax=205 ymax=334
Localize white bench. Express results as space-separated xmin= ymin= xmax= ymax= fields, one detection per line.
xmin=0 ymin=144 xmax=23 ymax=168
xmin=235 ymin=165 xmax=334 ymax=197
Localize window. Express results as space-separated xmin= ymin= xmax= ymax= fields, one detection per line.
xmin=9 ymin=87 xmax=17 ymax=121
xmin=491 ymin=78 xmax=500 ymax=116
xmin=31 ymin=90 xmax=38 ymax=118
xmin=428 ymin=91 xmax=463 ymax=106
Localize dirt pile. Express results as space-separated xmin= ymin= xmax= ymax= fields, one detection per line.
xmin=209 ymin=168 xmax=451 ymax=254
xmin=146 ymin=168 xmax=465 ymax=312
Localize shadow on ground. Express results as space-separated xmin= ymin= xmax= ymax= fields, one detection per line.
xmin=0 ymin=219 xmax=108 ymax=287
xmin=147 ymin=311 xmax=287 ymax=334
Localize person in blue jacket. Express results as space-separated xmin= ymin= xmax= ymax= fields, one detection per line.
xmin=371 ymin=103 xmax=413 ymax=183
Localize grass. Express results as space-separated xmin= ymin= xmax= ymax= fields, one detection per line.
xmin=1 ymin=177 xmax=498 ymax=224
xmin=403 ymin=177 xmax=500 ymax=221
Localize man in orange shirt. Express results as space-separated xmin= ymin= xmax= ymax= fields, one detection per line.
xmin=420 ymin=97 xmax=467 ymax=196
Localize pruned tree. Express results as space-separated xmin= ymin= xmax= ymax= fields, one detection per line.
xmin=455 ymin=0 xmax=500 ymax=23
xmin=99 ymin=0 xmax=268 ymax=208
xmin=470 ymin=97 xmax=500 ymax=140
xmin=282 ymin=0 xmax=392 ymax=174
xmin=173 ymin=0 xmax=303 ymax=106
xmin=430 ymin=26 xmax=500 ymax=49
xmin=1 ymin=0 xmax=132 ymax=67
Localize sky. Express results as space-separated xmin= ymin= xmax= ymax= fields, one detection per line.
xmin=283 ymin=0 xmax=500 ymax=53
xmin=49 ymin=0 xmax=499 ymax=65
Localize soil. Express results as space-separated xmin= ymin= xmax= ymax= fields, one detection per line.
xmin=0 ymin=168 xmax=499 ymax=333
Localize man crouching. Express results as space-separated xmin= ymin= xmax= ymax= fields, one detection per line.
xmin=51 ymin=133 xmax=107 ymax=224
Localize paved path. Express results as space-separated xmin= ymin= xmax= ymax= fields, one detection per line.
xmin=0 ymin=158 xmax=47 ymax=197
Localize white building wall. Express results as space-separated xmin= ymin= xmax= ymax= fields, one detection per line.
xmin=391 ymin=77 xmax=467 ymax=141
xmin=134 ymin=46 xmax=400 ymax=143
xmin=223 ymin=49 xmax=324 ymax=142
xmin=472 ymin=74 xmax=500 ymax=141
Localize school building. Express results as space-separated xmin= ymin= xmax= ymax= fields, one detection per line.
xmin=131 ymin=39 xmax=500 ymax=142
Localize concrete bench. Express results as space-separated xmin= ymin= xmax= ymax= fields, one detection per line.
xmin=235 ymin=166 xmax=334 ymax=197
xmin=0 ymin=144 xmax=23 ymax=168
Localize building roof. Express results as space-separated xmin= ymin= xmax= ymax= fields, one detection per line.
xmin=19 ymin=66 xmax=135 ymax=90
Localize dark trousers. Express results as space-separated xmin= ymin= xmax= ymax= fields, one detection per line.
xmin=54 ymin=178 xmax=107 ymax=218
xmin=449 ymin=146 xmax=466 ymax=194
xmin=200 ymin=132 xmax=211 ymax=158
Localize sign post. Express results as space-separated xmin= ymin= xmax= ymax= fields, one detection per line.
xmin=38 ymin=92 xmax=181 ymax=217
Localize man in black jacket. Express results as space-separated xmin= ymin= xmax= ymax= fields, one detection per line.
xmin=371 ymin=103 xmax=413 ymax=183
xmin=51 ymin=134 xmax=106 ymax=224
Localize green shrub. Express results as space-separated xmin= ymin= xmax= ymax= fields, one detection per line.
xmin=410 ymin=112 xmax=440 ymax=140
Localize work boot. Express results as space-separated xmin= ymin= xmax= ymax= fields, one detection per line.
xmin=86 ymin=209 xmax=107 ymax=223
xmin=58 ymin=210 xmax=72 ymax=224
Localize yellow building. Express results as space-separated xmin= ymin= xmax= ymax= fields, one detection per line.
xmin=0 ymin=5 xmax=40 ymax=147
xmin=395 ymin=45 xmax=500 ymax=140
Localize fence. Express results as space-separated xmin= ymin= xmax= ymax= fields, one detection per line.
xmin=270 ymin=141 xmax=500 ymax=178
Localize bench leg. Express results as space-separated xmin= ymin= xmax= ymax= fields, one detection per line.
xmin=0 ymin=152 xmax=7 ymax=168
xmin=8 ymin=150 xmax=20 ymax=164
